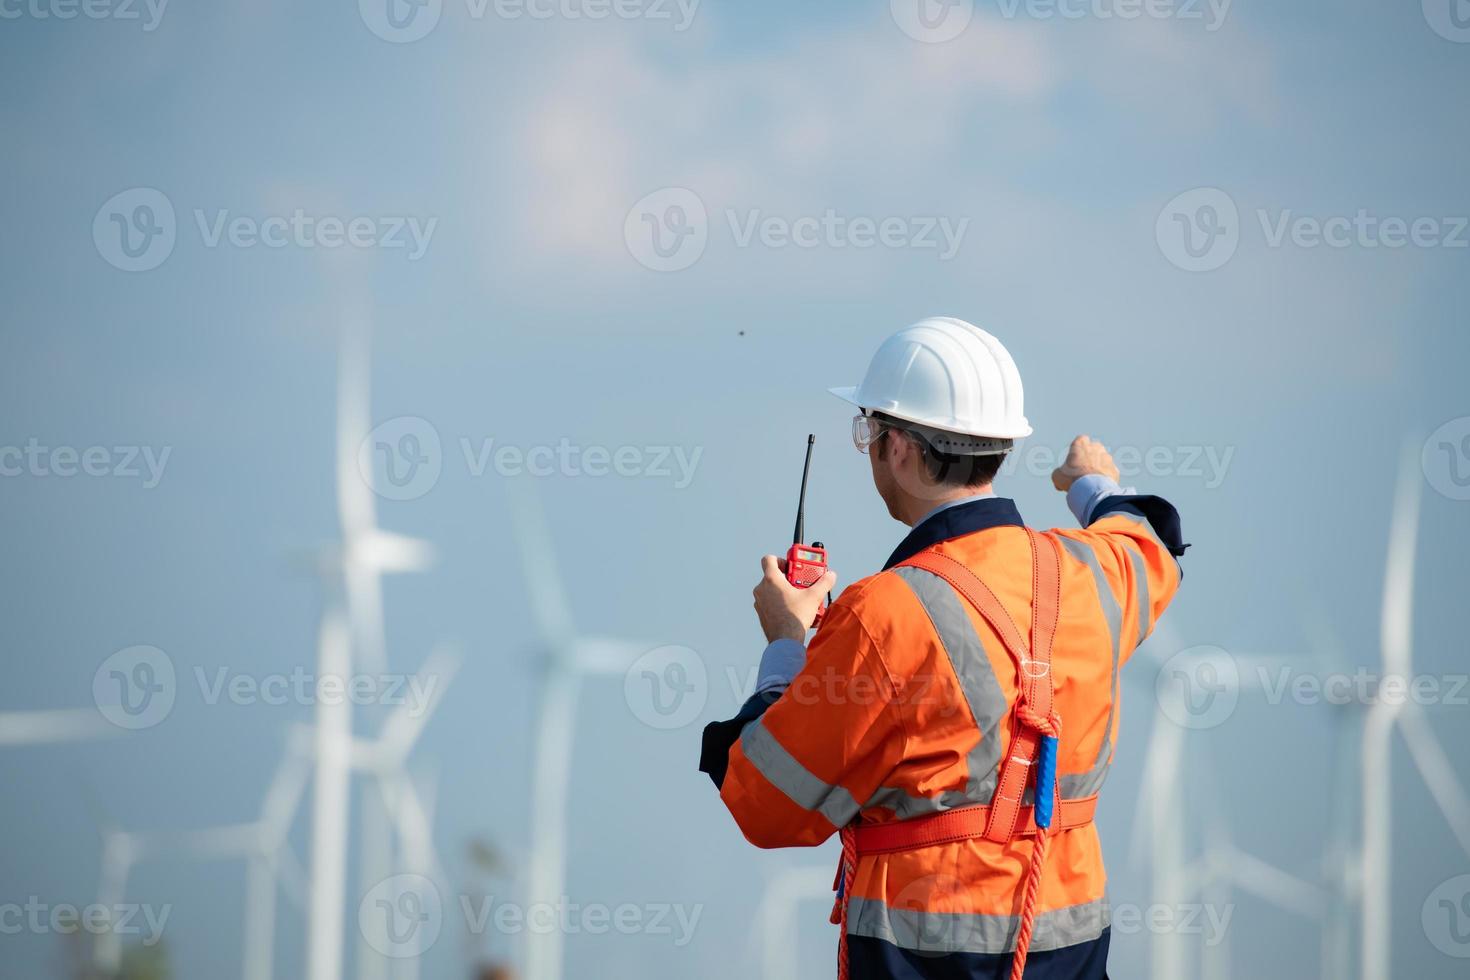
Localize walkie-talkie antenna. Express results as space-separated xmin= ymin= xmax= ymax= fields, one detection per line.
xmin=794 ymin=434 xmax=814 ymax=545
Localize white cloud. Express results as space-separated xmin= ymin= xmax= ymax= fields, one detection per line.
xmin=478 ymin=11 xmax=1279 ymax=288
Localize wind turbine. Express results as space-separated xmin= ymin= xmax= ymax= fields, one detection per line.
xmin=753 ymin=866 xmax=833 ymax=980
xmin=1184 ymin=751 xmax=1328 ymax=980
xmin=309 ymin=307 xmax=435 ymax=980
xmin=0 ymin=707 xmax=119 ymax=746
xmin=347 ymin=646 xmax=460 ymax=980
xmin=92 ymin=728 xmax=313 ymax=980
xmin=1131 ymin=622 xmax=1326 ymax=979
xmin=508 ymin=481 xmax=650 ymax=980
xmin=1359 ymin=444 xmax=1470 ymax=980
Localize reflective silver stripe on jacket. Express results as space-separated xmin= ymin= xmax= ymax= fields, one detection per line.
xmin=738 ymin=716 xmax=860 ymax=827
xmin=847 ymin=894 xmax=1110 ymax=955
xmin=862 ymin=566 xmax=1012 ymax=818
xmin=1057 ymin=537 xmax=1123 ymax=799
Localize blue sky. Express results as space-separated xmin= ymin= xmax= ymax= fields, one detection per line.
xmin=3 ymin=0 xmax=1470 ymax=977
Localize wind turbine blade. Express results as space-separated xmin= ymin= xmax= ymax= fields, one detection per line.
xmin=93 ymin=830 xmax=135 ymax=971
xmin=383 ymin=772 xmax=444 ymax=884
xmin=260 ymin=749 xmax=313 ymax=846
xmin=243 ymin=853 xmax=276 ymax=980
xmin=345 ymin=562 xmax=389 ymax=675
xmin=337 ymin=305 xmax=376 ymax=541
xmin=1381 ymin=441 xmax=1420 ymax=678
xmin=375 ymin=646 xmax=461 ymax=765
xmin=1127 ymin=708 xmax=1185 ymax=870
xmin=572 ymin=638 xmax=650 ymax=676
xmin=0 ymin=708 xmax=120 ymax=746
xmin=757 ymin=867 xmax=834 ymax=980
xmin=1398 ymin=704 xmax=1470 ymax=859
xmin=1221 ymin=847 xmax=1326 ymax=919
xmin=357 ymin=529 xmax=435 ymax=572
xmin=506 ymin=480 xmax=576 ymax=646
xmin=1227 ymin=653 xmax=1320 ymax=690
xmin=274 ymin=845 xmax=310 ymax=911
xmin=525 ymin=665 xmax=579 ymax=980
xmin=1361 ymin=445 xmax=1420 ymax=980
xmin=159 ymin=824 xmax=264 ymax=859
xmin=307 ymin=603 xmax=354 ymax=980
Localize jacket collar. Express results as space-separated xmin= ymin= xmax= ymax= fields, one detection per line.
xmin=883 ymin=496 xmax=1025 ymax=570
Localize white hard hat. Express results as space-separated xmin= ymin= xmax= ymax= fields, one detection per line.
xmin=829 ymin=317 xmax=1033 ymax=442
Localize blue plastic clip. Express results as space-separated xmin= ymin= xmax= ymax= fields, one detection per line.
xmin=1034 ymin=735 xmax=1058 ymax=829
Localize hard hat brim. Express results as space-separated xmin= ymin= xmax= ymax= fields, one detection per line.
xmin=827 ymin=385 xmax=1033 ymax=440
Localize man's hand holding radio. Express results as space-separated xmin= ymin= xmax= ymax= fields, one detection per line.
xmin=753 ymin=555 xmax=838 ymax=644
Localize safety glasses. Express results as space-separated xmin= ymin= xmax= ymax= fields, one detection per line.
xmin=852 ymin=414 xmax=890 ymax=454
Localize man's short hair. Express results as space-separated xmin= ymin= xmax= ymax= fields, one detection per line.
xmin=871 ymin=412 xmax=1009 ymax=489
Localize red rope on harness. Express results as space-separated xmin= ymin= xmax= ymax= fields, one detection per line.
xmin=1008 ymin=705 xmax=1061 ymax=980
xmin=831 ymin=826 xmax=857 ymax=980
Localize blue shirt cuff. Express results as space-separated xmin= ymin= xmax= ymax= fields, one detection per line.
xmin=754 ymin=637 xmax=806 ymax=695
xmin=1067 ymin=473 xmax=1136 ymax=525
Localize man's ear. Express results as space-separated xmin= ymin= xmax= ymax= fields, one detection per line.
xmin=891 ymin=431 xmax=920 ymax=469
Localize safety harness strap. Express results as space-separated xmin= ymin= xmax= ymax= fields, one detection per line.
xmin=898 ymin=532 xmax=1062 ymax=844
xmin=852 ymin=794 xmax=1097 ymax=854
xmin=831 ymin=532 xmax=1072 ymax=980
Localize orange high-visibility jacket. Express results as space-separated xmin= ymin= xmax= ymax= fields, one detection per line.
xmin=701 ymin=494 xmax=1186 ymax=978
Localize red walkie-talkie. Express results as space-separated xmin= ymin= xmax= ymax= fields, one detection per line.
xmin=785 ymin=434 xmax=831 ymax=626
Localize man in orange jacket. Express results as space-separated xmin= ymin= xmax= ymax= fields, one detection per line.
xmin=700 ymin=318 xmax=1187 ymax=980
